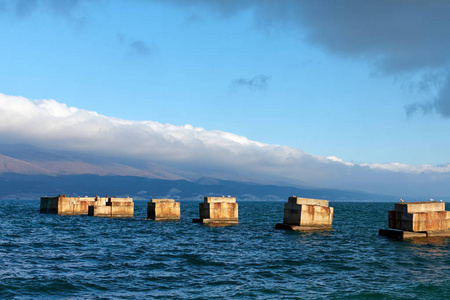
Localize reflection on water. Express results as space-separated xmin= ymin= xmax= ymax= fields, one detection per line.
xmin=405 ymin=236 xmax=450 ymax=274
xmin=408 ymin=237 xmax=450 ymax=247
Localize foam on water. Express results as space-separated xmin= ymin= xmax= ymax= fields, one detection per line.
xmin=1 ymin=200 xmax=450 ymax=299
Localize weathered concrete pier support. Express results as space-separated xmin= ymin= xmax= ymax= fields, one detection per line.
xmin=88 ymin=196 xmax=134 ymax=217
xmin=40 ymin=195 xmax=134 ymax=217
xmin=147 ymin=199 xmax=180 ymax=221
xmin=379 ymin=201 xmax=450 ymax=239
xmin=40 ymin=195 xmax=96 ymax=215
xmin=275 ymin=196 xmax=334 ymax=231
xmin=193 ymin=196 xmax=238 ymax=226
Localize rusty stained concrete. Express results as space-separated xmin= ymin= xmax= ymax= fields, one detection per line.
xmin=193 ymin=196 xmax=238 ymax=226
xmin=40 ymin=195 xmax=134 ymax=217
xmin=147 ymin=199 xmax=180 ymax=221
xmin=88 ymin=197 xmax=134 ymax=218
xmin=379 ymin=201 xmax=450 ymax=239
xmin=275 ymin=196 xmax=334 ymax=231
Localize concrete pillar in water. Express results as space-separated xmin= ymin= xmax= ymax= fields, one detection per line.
xmin=40 ymin=195 xmax=134 ymax=217
xmin=275 ymin=196 xmax=333 ymax=231
xmin=379 ymin=201 xmax=450 ymax=239
xmin=147 ymin=199 xmax=180 ymax=221
xmin=193 ymin=196 xmax=238 ymax=226
xmin=40 ymin=195 xmax=96 ymax=215
xmin=87 ymin=196 xmax=134 ymax=217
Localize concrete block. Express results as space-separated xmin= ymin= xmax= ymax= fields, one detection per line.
xmin=199 ymin=202 xmax=239 ymax=220
xmin=88 ymin=203 xmax=134 ymax=217
xmin=193 ymin=196 xmax=238 ymax=226
xmin=41 ymin=195 xmax=133 ymax=217
xmin=277 ymin=196 xmax=333 ymax=231
xmin=40 ymin=195 xmax=96 ymax=215
xmin=88 ymin=205 xmax=111 ymax=217
xmin=204 ymin=196 xmax=236 ymax=203
xmin=147 ymin=199 xmax=180 ymax=221
xmin=394 ymin=202 xmax=445 ymax=213
xmin=288 ymin=197 xmax=329 ymax=207
xmin=389 ymin=210 xmax=450 ymax=232
xmin=380 ymin=201 xmax=450 ymax=239
xmin=110 ymin=205 xmax=134 ymax=218
xmin=283 ymin=203 xmax=334 ymax=225
xmin=40 ymin=197 xmax=59 ymax=214
xmin=388 ymin=203 xmax=450 ymax=232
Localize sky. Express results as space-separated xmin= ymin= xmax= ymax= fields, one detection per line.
xmin=1 ymin=0 xmax=450 ymax=197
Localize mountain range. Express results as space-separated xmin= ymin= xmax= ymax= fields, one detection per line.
xmin=0 ymin=144 xmax=395 ymax=201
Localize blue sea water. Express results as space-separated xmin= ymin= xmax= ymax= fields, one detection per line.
xmin=1 ymin=200 xmax=450 ymax=299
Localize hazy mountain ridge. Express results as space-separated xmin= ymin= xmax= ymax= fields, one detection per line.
xmin=0 ymin=153 xmax=50 ymax=174
xmin=0 ymin=144 xmax=316 ymax=186
xmin=0 ymin=143 xmax=398 ymax=201
xmin=0 ymin=173 xmax=397 ymax=201
xmin=0 ymin=144 xmax=186 ymax=180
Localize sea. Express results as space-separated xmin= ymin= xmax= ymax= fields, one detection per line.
xmin=1 ymin=200 xmax=449 ymax=299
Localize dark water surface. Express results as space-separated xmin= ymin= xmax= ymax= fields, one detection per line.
xmin=1 ymin=200 xmax=450 ymax=299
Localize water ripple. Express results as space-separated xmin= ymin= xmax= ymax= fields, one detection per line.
xmin=1 ymin=200 xmax=449 ymax=299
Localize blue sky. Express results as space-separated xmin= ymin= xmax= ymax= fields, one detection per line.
xmin=1 ymin=0 xmax=450 ymax=196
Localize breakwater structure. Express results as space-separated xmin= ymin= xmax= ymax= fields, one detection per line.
xmin=379 ymin=201 xmax=450 ymax=239
xmin=275 ymin=196 xmax=334 ymax=231
xmin=40 ymin=195 xmax=134 ymax=217
xmin=147 ymin=199 xmax=180 ymax=221
xmin=193 ymin=196 xmax=238 ymax=226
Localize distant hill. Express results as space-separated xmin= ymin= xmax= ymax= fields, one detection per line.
xmin=0 ymin=173 xmax=396 ymax=201
xmin=0 ymin=143 xmax=398 ymax=201
xmin=0 ymin=143 xmax=187 ymax=180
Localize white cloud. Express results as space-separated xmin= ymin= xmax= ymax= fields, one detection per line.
xmin=1 ymin=93 xmax=450 ymax=196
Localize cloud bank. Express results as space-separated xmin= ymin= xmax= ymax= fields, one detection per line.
xmin=1 ymin=93 xmax=450 ymax=197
